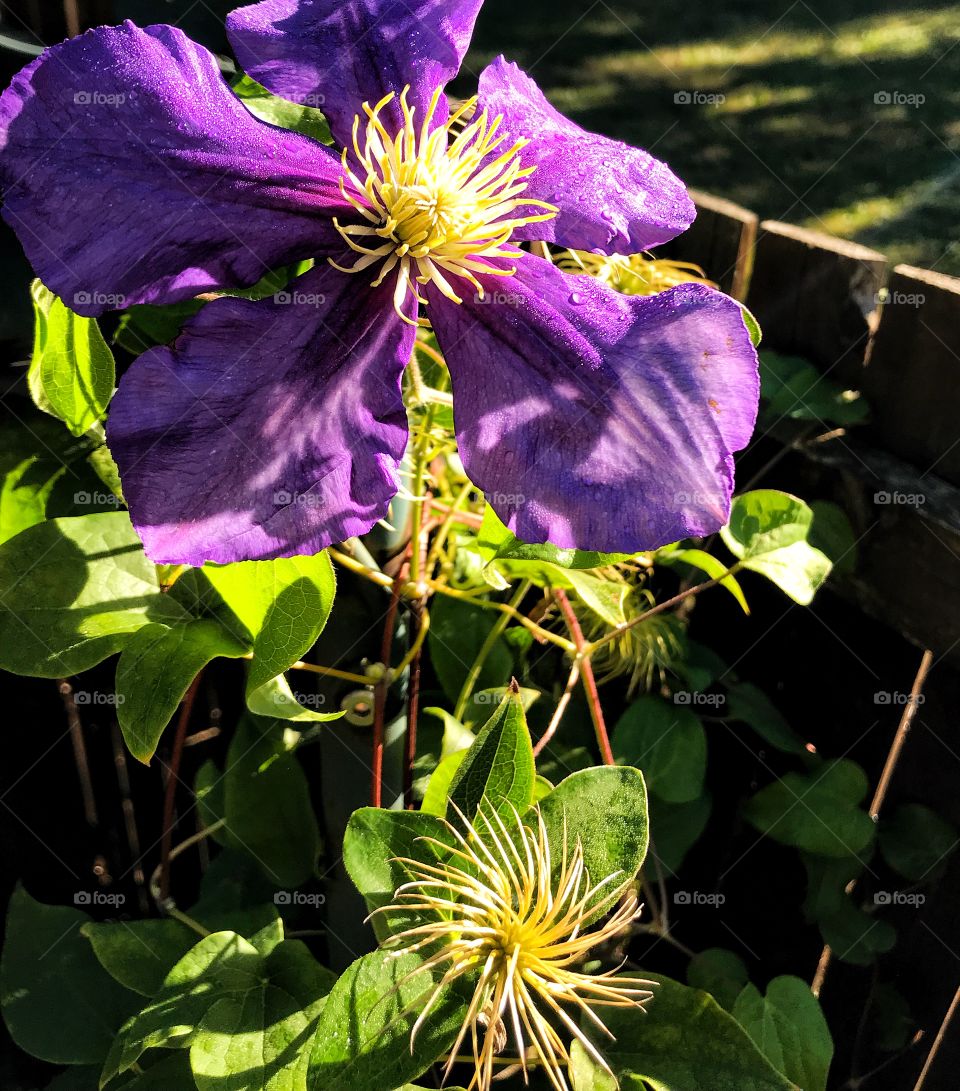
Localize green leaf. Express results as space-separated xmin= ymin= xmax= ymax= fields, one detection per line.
xmin=648 ymin=792 xmax=712 ymax=873
xmin=448 ymin=685 xmax=535 ymax=821
xmin=203 ymin=553 xmax=339 ymax=709
xmin=657 ymin=546 xmax=749 ymax=614
xmin=232 ymin=74 xmax=333 ymax=144
xmin=679 ymin=641 xmax=728 ymax=692
xmin=742 ymin=760 xmax=876 ymax=858
xmin=477 ymin=504 xmax=631 ymax=572
xmin=0 ymin=455 xmax=66 ymax=544
xmin=740 ymin=304 xmax=763 ymax=348
xmin=732 ymin=976 xmax=833 ymax=1091
xmin=687 ymin=948 xmax=749 ymax=1012
xmin=760 ymin=352 xmax=868 ymax=427
xmin=0 ymin=512 xmax=187 ymax=676
xmin=244 ymin=671 xmax=343 ymax=724
xmin=612 ymin=696 xmax=707 ymax=804
xmin=114 ymin=300 xmax=204 ymax=354
xmin=308 ymin=949 xmax=467 ymax=1091
xmin=423 ymin=707 xmax=476 ymax=758
xmin=537 ymin=767 xmax=649 ymax=902
xmin=427 ymin=594 xmax=513 ymax=704
xmin=599 ymin=975 xmax=797 ymax=1089
xmin=343 ymin=808 xmax=454 ymax=940
xmin=102 ymin=931 xmax=332 ymax=1090
xmin=562 ymin=568 xmax=631 ymax=628
xmin=83 ymin=903 xmax=281 ymax=997
xmin=867 ymin=983 xmax=913 ymax=1052
xmin=211 ymin=716 xmax=320 ymax=889
xmin=721 ymin=491 xmax=832 ymax=605
xmin=1 ymin=886 xmax=139 ymax=1064
xmin=879 ymin=803 xmax=958 ymax=881
xmin=47 ymin=1054 xmax=195 ymax=1090
xmin=801 ymin=855 xmax=895 ymax=966
xmin=420 ymin=750 xmax=468 ymax=817
xmin=726 ymin=683 xmax=806 ymax=755
xmin=29 ymin=280 xmax=115 ymax=436
xmin=809 ymin=501 xmax=857 ymax=575
xmin=101 ymin=931 xmax=260 ymax=1083
xmin=191 ymin=940 xmax=334 ymax=1091
xmin=115 ymin=620 xmax=248 ymax=763
xmin=570 ymin=1038 xmax=618 ymax=1090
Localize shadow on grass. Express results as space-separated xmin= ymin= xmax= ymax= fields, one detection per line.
xmin=466 ymin=0 xmax=960 ymax=272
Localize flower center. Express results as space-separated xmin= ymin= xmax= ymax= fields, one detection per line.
xmin=330 ymin=86 xmax=557 ymax=324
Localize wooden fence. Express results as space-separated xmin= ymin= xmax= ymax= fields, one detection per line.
xmin=665 ymin=190 xmax=960 ymax=664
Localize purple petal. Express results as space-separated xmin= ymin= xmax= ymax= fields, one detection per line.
xmin=106 ymin=265 xmax=414 ymax=565
xmin=427 ymin=255 xmax=759 ymax=552
xmin=0 ymin=22 xmax=349 ymax=317
xmin=227 ymin=0 xmax=484 ymax=147
xmin=478 ymin=57 xmax=695 ymax=255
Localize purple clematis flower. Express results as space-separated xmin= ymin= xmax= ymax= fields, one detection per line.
xmin=0 ymin=0 xmax=759 ymax=565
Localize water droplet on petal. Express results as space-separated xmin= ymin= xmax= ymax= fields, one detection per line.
xmin=569 ymin=292 xmax=584 ymax=305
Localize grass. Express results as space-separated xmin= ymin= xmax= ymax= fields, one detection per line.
xmin=464 ymin=0 xmax=960 ymax=273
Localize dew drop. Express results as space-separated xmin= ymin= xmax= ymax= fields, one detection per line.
xmin=568 ymin=292 xmax=584 ymax=305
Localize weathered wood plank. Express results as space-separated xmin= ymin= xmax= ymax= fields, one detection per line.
xmin=661 ymin=189 xmax=758 ymax=300
xmin=746 ymin=221 xmax=886 ymax=384
xmin=760 ymin=421 xmax=960 ymax=666
xmin=861 ymin=264 xmax=960 ymax=487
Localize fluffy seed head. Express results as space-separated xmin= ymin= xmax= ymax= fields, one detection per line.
xmin=377 ymin=803 xmax=655 ymax=1091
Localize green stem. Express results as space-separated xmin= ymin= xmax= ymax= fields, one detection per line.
xmin=409 ymin=405 xmax=435 ymax=585
xmin=583 ymin=564 xmax=742 ymax=656
xmin=454 ymin=580 xmax=531 ymax=720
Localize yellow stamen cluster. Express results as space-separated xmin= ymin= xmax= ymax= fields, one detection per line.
xmin=331 ymin=87 xmax=557 ymax=324
xmin=560 ymin=249 xmax=715 ymax=296
xmin=379 ymin=803 xmax=654 ymax=1091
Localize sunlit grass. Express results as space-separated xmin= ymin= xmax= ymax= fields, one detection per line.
xmin=473 ymin=1 xmax=960 ymax=273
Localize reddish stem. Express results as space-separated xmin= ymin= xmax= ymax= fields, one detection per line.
xmin=371 ymin=580 xmax=403 ymax=808
xmin=554 ymin=589 xmax=614 ymax=765
xmin=159 ymin=673 xmax=202 ymax=902
xmin=404 ymin=598 xmax=424 ymax=809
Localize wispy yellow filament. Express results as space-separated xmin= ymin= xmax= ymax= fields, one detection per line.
xmin=331 ymin=86 xmax=557 ymax=324
xmin=559 ymin=249 xmax=715 ymax=296
xmin=377 ymin=803 xmax=655 ymax=1091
